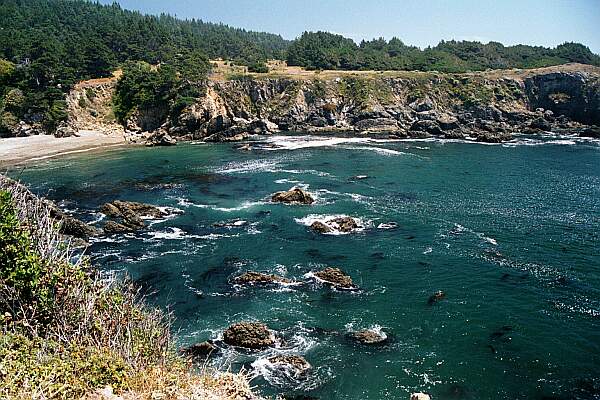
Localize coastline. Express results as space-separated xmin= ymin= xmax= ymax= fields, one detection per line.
xmin=0 ymin=130 xmax=131 ymax=169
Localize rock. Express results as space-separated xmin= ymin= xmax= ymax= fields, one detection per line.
xmin=213 ymin=219 xmax=248 ymax=228
xmin=146 ymin=130 xmax=177 ymax=146
xmin=427 ymin=290 xmax=446 ymax=306
xmin=314 ymin=267 xmax=357 ymax=290
xmin=232 ymin=272 xmax=291 ymax=285
xmin=180 ymin=341 xmax=218 ymax=359
xmin=310 ymin=221 xmax=332 ymax=233
xmin=59 ymin=216 xmax=101 ymax=240
xmin=436 ymin=114 xmax=460 ymax=130
xmin=580 ymin=126 xmax=600 ymax=138
xmin=348 ymin=329 xmax=388 ymax=344
xmin=354 ymin=118 xmax=399 ymax=132
xmin=330 ymin=217 xmax=358 ymax=233
xmin=272 ymin=188 xmax=315 ymax=204
xmin=310 ymin=216 xmax=360 ymax=234
xmin=476 ymin=132 xmax=512 ymax=143
xmin=103 ymin=221 xmax=133 ymax=234
xmin=350 ymin=175 xmax=369 ymax=180
xmin=411 ymin=393 xmax=431 ymax=400
xmin=444 ymin=130 xmax=465 ymax=139
xmin=54 ymin=122 xmax=78 ymax=138
xmin=409 ymin=98 xmax=434 ymax=112
xmin=410 ymin=120 xmax=443 ymax=136
xmin=223 ymin=322 xmax=275 ymax=349
xmin=268 ymin=355 xmax=311 ymax=375
xmin=100 ymin=200 xmax=167 ymax=231
xmin=529 ymin=117 xmax=552 ymax=132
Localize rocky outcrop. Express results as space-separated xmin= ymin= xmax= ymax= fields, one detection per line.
xmin=232 ymin=272 xmax=291 ymax=286
xmin=272 ymin=188 xmax=314 ymax=204
xmin=313 ymin=267 xmax=358 ymax=290
xmin=309 ymin=216 xmax=361 ymax=234
xmin=348 ymin=329 xmax=388 ymax=345
xmin=100 ymin=200 xmax=167 ymax=232
xmin=223 ymin=322 xmax=275 ymax=350
xmin=180 ymin=341 xmax=219 ymax=360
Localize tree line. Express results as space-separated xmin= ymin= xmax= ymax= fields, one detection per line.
xmin=1 ymin=0 xmax=598 ymax=136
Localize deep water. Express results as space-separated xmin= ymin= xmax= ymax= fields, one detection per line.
xmin=10 ymin=134 xmax=600 ymax=399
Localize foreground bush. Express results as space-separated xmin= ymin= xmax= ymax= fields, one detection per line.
xmin=0 ymin=176 xmax=259 ymax=400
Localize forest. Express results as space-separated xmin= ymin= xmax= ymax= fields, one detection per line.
xmin=1 ymin=0 xmax=599 ymax=136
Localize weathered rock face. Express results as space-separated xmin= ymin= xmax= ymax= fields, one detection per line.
xmin=223 ymin=322 xmax=275 ymax=349
xmin=524 ymin=71 xmax=600 ymax=125
xmin=150 ymin=64 xmax=600 ymax=144
xmin=313 ymin=267 xmax=357 ymax=290
xmin=272 ymin=188 xmax=315 ymax=204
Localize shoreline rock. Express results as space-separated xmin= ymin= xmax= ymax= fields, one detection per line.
xmin=223 ymin=322 xmax=275 ymax=350
xmin=232 ymin=271 xmax=292 ymax=286
xmin=272 ymin=188 xmax=315 ymax=204
xmin=313 ymin=267 xmax=358 ymax=290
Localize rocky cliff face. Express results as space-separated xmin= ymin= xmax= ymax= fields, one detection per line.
xmin=157 ymin=64 xmax=600 ymax=143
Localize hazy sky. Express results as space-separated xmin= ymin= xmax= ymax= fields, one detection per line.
xmin=98 ymin=0 xmax=600 ymax=53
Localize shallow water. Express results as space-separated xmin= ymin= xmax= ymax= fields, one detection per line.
xmin=10 ymin=133 xmax=600 ymax=399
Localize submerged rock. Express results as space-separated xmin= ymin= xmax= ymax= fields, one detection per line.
xmin=232 ymin=271 xmax=291 ymax=286
xmin=272 ymin=188 xmax=315 ymax=204
xmin=427 ymin=290 xmax=446 ymax=305
xmin=223 ymin=322 xmax=275 ymax=349
xmin=348 ymin=329 xmax=388 ymax=345
xmin=313 ymin=267 xmax=357 ymax=290
xmin=267 ymin=355 xmax=311 ymax=376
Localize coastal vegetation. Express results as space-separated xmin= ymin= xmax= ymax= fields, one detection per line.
xmin=0 ymin=176 xmax=258 ymax=399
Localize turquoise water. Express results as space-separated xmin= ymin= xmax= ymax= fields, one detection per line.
xmin=10 ymin=134 xmax=600 ymax=399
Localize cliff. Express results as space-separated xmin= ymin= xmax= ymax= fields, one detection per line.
xmin=57 ymin=63 xmax=600 ymax=144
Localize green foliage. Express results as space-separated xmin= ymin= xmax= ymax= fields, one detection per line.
xmin=0 ymin=334 xmax=130 ymax=399
xmin=0 ymin=191 xmax=49 ymax=314
xmin=248 ymin=61 xmax=269 ymax=73
xmin=286 ymin=32 xmax=600 ymax=73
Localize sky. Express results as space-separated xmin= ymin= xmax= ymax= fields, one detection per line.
xmin=98 ymin=0 xmax=600 ymax=54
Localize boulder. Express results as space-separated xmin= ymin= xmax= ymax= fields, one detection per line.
xmin=427 ymin=290 xmax=446 ymax=306
xmin=310 ymin=221 xmax=332 ymax=234
xmin=146 ymin=130 xmax=177 ymax=146
xmin=580 ymin=126 xmax=600 ymax=138
xmin=272 ymin=188 xmax=314 ymax=204
xmin=180 ymin=341 xmax=218 ymax=360
xmin=476 ymin=132 xmax=512 ymax=143
xmin=348 ymin=329 xmax=388 ymax=344
xmin=268 ymin=355 xmax=311 ymax=375
xmin=411 ymin=393 xmax=431 ymax=400
xmin=59 ymin=216 xmax=101 ymax=240
xmin=314 ymin=267 xmax=357 ymax=290
xmin=330 ymin=217 xmax=359 ymax=233
xmin=232 ymin=272 xmax=291 ymax=286
xmin=223 ymin=322 xmax=275 ymax=350
xmin=100 ymin=200 xmax=167 ymax=231
xmin=529 ymin=117 xmax=552 ymax=132
xmin=410 ymin=120 xmax=443 ymax=136
xmin=436 ymin=114 xmax=460 ymax=131
xmin=103 ymin=221 xmax=133 ymax=234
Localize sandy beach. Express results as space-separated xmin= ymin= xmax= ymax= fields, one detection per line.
xmin=0 ymin=130 xmax=130 ymax=168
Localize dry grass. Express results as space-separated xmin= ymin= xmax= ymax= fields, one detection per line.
xmin=0 ymin=175 xmax=260 ymax=400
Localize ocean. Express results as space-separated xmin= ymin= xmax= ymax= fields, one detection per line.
xmin=10 ymin=133 xmax=600 ymax=399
